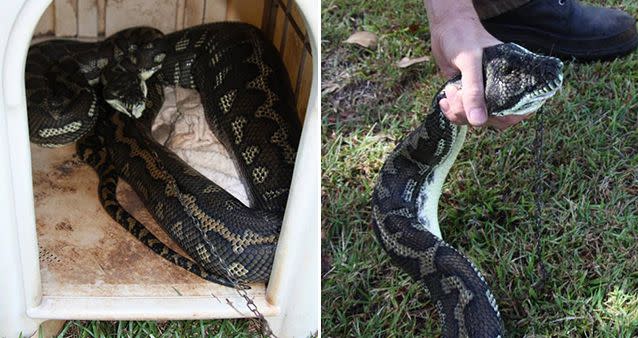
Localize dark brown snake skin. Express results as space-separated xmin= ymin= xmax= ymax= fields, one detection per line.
xmin=29 ymin=23 xmax=301 ymax=286
xmin=77 ymin=81 xmax=229 ymax=284
xmin=26 ymin=27 xmax=164 ymax=146
xmin=372 ymin=43 xmax=563 ymax=337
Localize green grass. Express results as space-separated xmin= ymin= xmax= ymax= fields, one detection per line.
xmin=321 ymin=0 xmax=638 ymax=337
xmin=49 ymin=319 xmax=260 ymax=337
xmin=49 ymin=320 xmax=259 ymax=338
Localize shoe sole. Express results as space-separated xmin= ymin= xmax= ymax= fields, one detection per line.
xmin=482 ymin=22 xmax=638 ymax=62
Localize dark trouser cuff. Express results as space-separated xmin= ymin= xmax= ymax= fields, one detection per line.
xmin=473 ymin=0 xmax=532 ymax=19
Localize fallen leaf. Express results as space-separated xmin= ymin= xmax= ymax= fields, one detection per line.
xmin=322 ymin=81 xmax=341 ymax=95
xmin=397 ymin=55 xmax=430 ymax=68
xmin=343 ymin=31 xmax=378 ymax=49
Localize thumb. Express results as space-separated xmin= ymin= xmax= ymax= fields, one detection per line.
xmin=457 ymin=52 xmax=487 ymax=126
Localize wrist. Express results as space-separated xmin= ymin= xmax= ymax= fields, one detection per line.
xmin=423 ymin=0 xmax=479 ymax=27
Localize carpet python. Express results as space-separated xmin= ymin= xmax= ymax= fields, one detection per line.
xmin=26 ymin=27 xmax=165 ymax=146
xmin=371 ymin=43 xmax=563 ymax=337
xmin=28 ymin=23 xmax=301 ymax=286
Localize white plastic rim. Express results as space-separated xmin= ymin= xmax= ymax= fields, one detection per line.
xmin=1 ymin=1 xmax=49 ymax=336
xmin=265 ymin=0 xmax=321 ymax=335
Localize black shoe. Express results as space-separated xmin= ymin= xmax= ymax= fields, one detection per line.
xmin=481 ymin=0 xmax=638 ymax=61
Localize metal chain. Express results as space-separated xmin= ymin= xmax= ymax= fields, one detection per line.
xmin=214 ymin=254 xmax=278 ymax=338
xmin=169 ymin=180 xmax=277 ymax=337
xmin=532 ymin=107 xmax=548 ymax=291
xmin=198 ymin=230 xmax=278 ymax=338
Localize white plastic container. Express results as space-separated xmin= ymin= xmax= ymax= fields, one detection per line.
xmin=0 ymin=0 xmax=319 ymax=337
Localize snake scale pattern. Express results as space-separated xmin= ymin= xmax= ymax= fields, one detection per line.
xmin=372 ymin=43 xmax=563 ymax=337
xmin=27 ymin=23 xmax=301 ymax=286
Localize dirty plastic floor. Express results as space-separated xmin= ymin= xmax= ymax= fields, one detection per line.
xmin=29 ymin=89 xmax=275 ymax=319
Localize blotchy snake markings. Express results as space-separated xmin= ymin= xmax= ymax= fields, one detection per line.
xmin=28 ymin=23 xmax=301 ymax=286
xmin=108 ymin=23 xmax=299 ymax=284
xmin=77 ymin=133 xmax=219 ymax=283
xmin=38 ymin=121 xmax=83 ymax=139
xmin=372 ymin=43 xmax=562 ymax=337
xmin=110 ymin=111 xmax=277 ymax=254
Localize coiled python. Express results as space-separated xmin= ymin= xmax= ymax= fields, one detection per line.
xmin=371 ymin=43 xmax=563 ymax=337
xmin=26 ymin=27 xmax=165 ymax=146
xmin=27 ymin=23 xmax=301 ymax=285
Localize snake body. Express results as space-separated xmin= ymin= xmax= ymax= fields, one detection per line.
xmin=77 ymin=83 xmax=222 ymax=283
xmin=371 ymin=43 xmax=563 ymax=337
xmin=28 ymin=23 xmax=301 ymax=285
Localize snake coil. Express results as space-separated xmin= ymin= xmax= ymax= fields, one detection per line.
xmin=27 ymin=23 xmax=301 ymax=286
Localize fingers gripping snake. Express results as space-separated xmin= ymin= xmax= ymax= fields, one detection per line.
xmin=27 ymin=23 xmax=301 ymax=286
xmin=371 ymin=43 xmax=563 ymax=337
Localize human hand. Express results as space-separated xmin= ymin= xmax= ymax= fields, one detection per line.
xmin=427 ymin=3 xmax=530 ymax=129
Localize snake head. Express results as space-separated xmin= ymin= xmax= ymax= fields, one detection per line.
xmin=483 ymin=43 xmax=563 ymax=116
xmin=137 ymin=40 xmax=166 ymax=80
xmin=100 ymin=27 xmax=166 ymax=118
xmin=102 ymin=59 xmax=148 ymax=118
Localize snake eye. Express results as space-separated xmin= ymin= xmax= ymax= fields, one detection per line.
xmin=502 ymin=64 xmax=513 ymax=75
